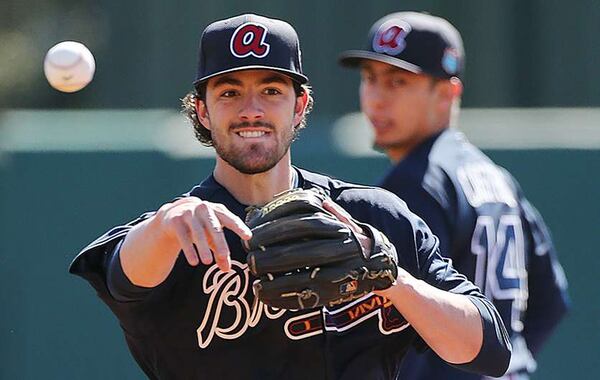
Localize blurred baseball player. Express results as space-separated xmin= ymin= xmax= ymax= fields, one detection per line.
xmin=70 ymin=13 xmax=511 ymax=379
xmin=339 ymin=11 xmax=570 ymax=380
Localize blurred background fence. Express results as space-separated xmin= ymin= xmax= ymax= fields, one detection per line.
xmin=2 ymin=0 xmax=600 ymax=379
xmin=1 ymin=109 xmax=598 ymax=379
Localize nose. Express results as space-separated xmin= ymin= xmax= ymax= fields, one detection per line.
xmin=239 ymin=93 xmax=264 ymax=121
xmin=361 ymin=82 xmax=386 ymax=112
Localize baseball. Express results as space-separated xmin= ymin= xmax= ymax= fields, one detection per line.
xmin=44 ymin=41 xmax=95 ymax=93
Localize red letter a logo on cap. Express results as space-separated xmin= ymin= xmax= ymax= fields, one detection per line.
xmin=230 ymin=23 xmax=271 ymax=58
xmin=372 ymin=20 xmax=412 ymax=56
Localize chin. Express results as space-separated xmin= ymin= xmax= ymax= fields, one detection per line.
xmin=230 ymin=157 xmax=281 ymax=175
xmin=373 ymin=139 xmax=393 ymax=150
xmin=374 ymin=137 xmax=407 ymax=151
xmin=235 ymin=165 xmax=274 ymax=175
xmin=371 ymin=142 xmax=387 ymax=154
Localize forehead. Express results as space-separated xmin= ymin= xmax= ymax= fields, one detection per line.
xmin=206 ymin=69 xmax=294 ymax=88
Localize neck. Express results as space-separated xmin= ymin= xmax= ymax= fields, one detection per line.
xmin=213 ymin=152 xmax=294 ymax=206
xmin=386 ymin=146 xmax=413 ymax=164
xmin=387 ymin=124 xmax=449 ymax=164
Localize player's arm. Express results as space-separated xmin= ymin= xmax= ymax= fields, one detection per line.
xmin=377 ymin=266 xmax=485 ymax=362
xmin=376 ymin=190 xmax=481 ymax=362
xmin=118 ymin=197 xmax=252 ymax=288
xmin=384 ymin=237 xmax=510 ymax=376
xmin=324 ymin=199 xmax=510 ymax=377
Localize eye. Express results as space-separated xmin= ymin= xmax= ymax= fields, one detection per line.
xmin=220 ymin=90 xmax=239 ymax=98
xmin=390 ymin=77 xmax=407 ymax=88
xmin=263 ymin=87 xmax=282 ymax=95
xmin=361 ymin=72 xmax=375 ymax=84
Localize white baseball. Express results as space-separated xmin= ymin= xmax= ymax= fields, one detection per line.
xmin=44 ymin=41 xmax=96 ymax=93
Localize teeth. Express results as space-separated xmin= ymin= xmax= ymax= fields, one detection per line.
xmin=238 ymin=131 xmax=266 ymax=138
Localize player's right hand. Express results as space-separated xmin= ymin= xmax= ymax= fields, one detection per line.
xmin=156 ymin=197 xmax=252 ymax=272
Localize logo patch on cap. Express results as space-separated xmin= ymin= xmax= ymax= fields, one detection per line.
xmin=372 ymin=20 xmax=412 ymax=56
xmin=230 ymin=22 xmax=271 ymax=58
xmin=442 ymin=48 xmax=459 ymax=75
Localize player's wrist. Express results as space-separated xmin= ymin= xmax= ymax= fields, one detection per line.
xmin=376 ymin=267 xmax=417 ymax=297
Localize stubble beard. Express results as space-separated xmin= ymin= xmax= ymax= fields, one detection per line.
xmin=212 ymin=121 xmax=296 ymax=175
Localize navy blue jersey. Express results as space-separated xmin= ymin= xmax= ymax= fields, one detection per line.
xmin=69 ymin=167 xmax=510 ymax=380
xmin=379 ymin=129 xmax=570 ymax=379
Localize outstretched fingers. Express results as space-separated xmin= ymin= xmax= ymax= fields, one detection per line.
xmin=166 ymin=199 xmax=252 ymax=272
xmin=322 ymin=199 xmax=362 ymax=234
xmin=323 ymin=199 xmax=372 ymax=254
xmin=213 ymin=204 xmax=253 ymax=240
xmin=188 ymin=216 xmax=213 ymax=266
xmin=193 ymin=202 xmax=252 ymax=272
xmin=171 ymin=219 xmax=201 ymax=266
xmin=196 ymin=204 xmax=232 ymax=272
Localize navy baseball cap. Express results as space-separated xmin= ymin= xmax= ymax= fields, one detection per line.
xmin=194 ymin=14 xmax=309 ymax=85
xmin=339 ymin=12 xmax=464 ymax=80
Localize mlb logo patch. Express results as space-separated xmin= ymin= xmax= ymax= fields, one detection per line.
xmin=340 ymin=280 xmax=359 ymax=295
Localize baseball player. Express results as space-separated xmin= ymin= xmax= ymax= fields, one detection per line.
xmin=70 ymin=14 xmax=511 ymax=379
xmin=339 ymin=12 xmax=570 ymax=380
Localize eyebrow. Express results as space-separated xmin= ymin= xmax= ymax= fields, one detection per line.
xmin=212 ymin=74 xmax=288 ymax=88
xmin=259 ymin=74 xmax=290 ymax=85
xmin=360 ymin=63 xmax=405 ymax=76
xmin=211 ymin=76 xmax=243 ymax=88
xmin=385 ymin=67 xmax=403 ymax=75
xmin=210 ymin=73 xmax=290 ymax=89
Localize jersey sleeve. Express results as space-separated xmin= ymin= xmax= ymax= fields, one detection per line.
xmin=68 ymin=211 xmax=156 ymax=305
xmin=106 ymin=240 xmax=154 ymax=302
xmin=409 ymin=215 xmax=511 ymax=377
xmin=348 ymin=188 xmax=512 ymax=377
xmin=520 ymin=197 xmax=570 ymax=356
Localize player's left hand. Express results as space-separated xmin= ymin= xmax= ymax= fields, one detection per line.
xmin=323 ymin=199 xmax=405 ymax=299
xmin=322 ymin=199 xmax=372 ymax=254
xmin=242 ymin=188 xmax=399 ymax=310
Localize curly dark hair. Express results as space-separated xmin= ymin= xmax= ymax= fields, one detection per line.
xmin=181 ymin=81 xmax=314 ymax=147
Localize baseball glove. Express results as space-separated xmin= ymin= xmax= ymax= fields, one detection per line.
xmin=243 ymin=188 xmax=398 ymax=310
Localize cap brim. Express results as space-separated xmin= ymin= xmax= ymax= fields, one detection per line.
xmin=194 ymin=65 xmax=309 ymax=86
xmin=338 ymin=50 xmax=422 ymax=74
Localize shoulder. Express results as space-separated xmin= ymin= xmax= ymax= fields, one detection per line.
xmin=299 ymin=167 xmax=421 ymax=241
xmin=428 ymin=129 xmax=523 ymax=209
xmin=186 ymin=176 xmax=221 ymax=199
xmin=379 ymin=131 xmax=462 ymax=213
xmin=298 ymin=168 xmax=446 ymax=275
xmin=428 ymin=129 xmax=489 ymax=171
xmin=298 ymin=167 xmax=410 ymax=217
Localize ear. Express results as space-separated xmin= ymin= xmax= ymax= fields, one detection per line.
xmin=195 ymin=98 xmax=211 ymax=130
xmin=292 ymin=90 xmax=309 ymax=127
xmin=436 ymin=77 xmax=462 ymax=109
xmin=450 ymin=77 xmax=463 ymax=98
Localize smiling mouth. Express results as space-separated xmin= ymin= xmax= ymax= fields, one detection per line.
xmin=236 ymin=130 xmax=269 ymax=138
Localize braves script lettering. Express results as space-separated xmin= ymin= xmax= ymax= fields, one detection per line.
xmin=196 ymin=260 xmax=286 ymax=348
xmin=196 ymin=262 xmax=409 ymax=348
